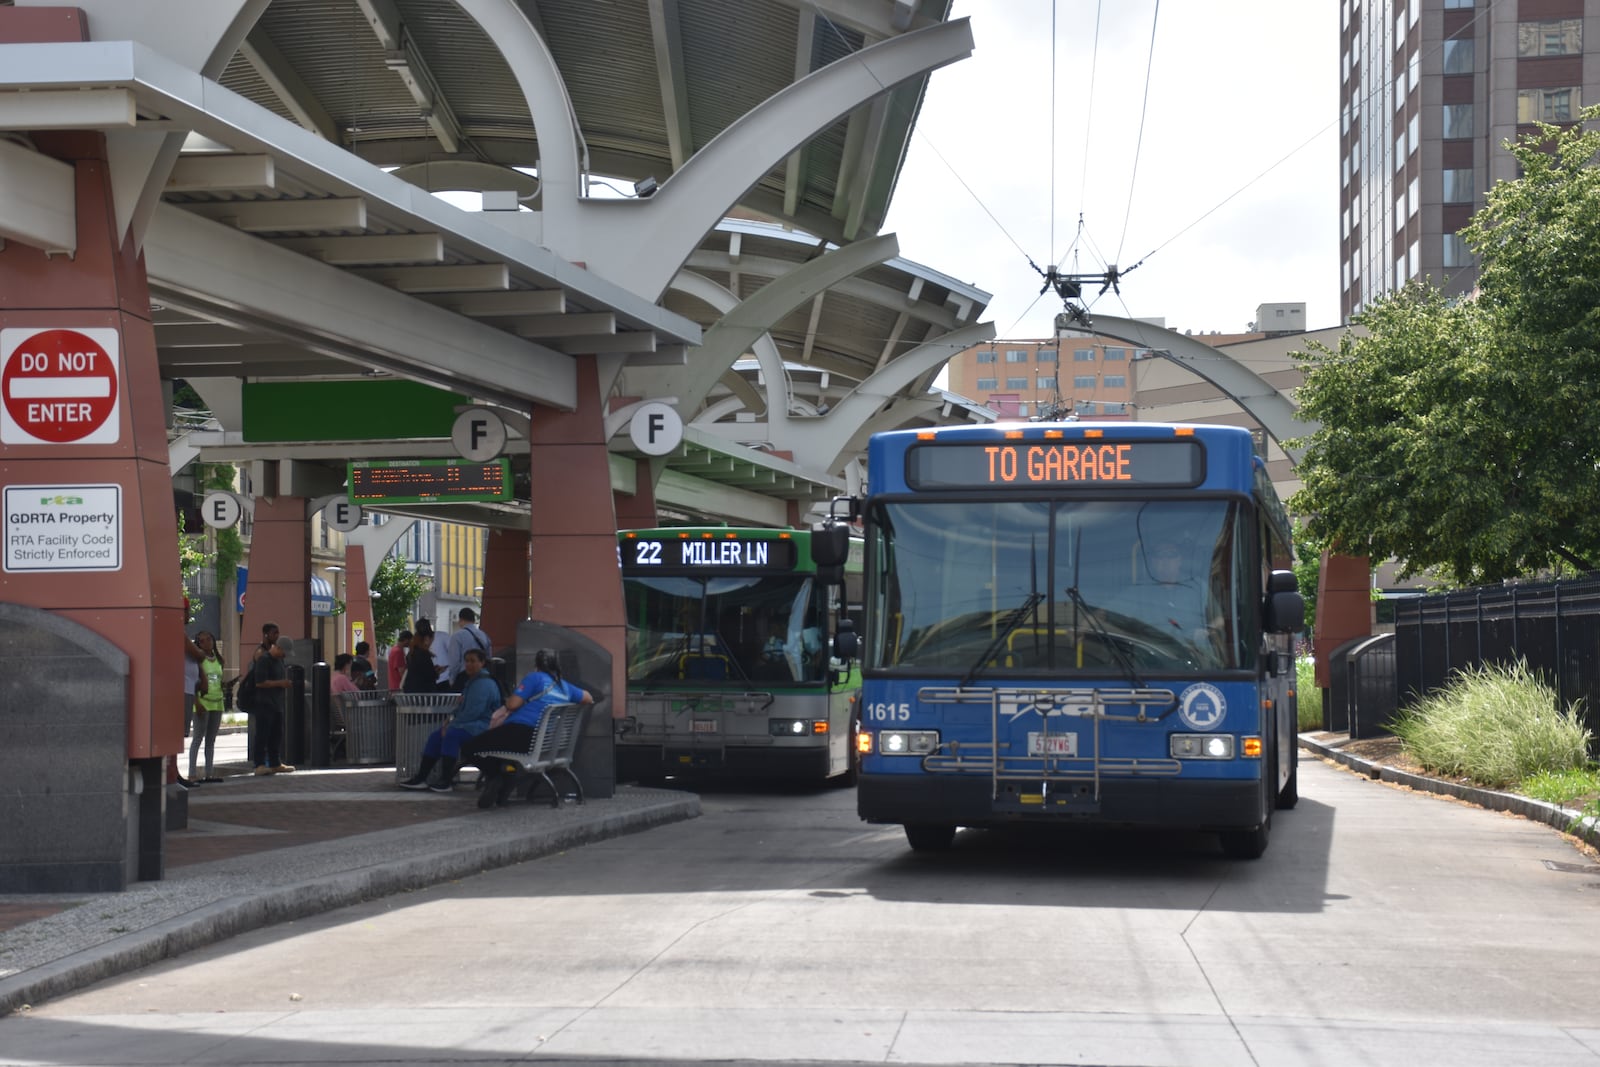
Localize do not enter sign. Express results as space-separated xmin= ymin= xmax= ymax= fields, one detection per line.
xmin=1 ymin=327 xmax=121 ymax=445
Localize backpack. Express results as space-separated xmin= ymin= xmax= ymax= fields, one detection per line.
xmin=234 ymin=660 xmax=259 ymax=713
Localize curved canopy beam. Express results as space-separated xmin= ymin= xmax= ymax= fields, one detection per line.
xmin=454 ymin=0 xmax=583 ymax=254
xmin=390 ymin=159 xmax=540 ymax=199
xmin=675 ymin=234 xmax=898 ymax=415
xmin=1081 ymin=315 xmax=1318 ymax=463
xmin=770 ymin=321 xmax=996 ymax=471
xmin=577 ymin=19 xmax=974 ymax=299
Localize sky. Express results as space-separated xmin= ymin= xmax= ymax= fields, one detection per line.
xmin=880 ymin=1 xmax=1342 ymax=339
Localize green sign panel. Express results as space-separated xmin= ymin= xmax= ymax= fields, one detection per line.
xmin=243 ymin=380 xmax=469 ymax=443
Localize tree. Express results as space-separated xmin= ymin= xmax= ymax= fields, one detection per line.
xmin=177 ymin=511 xmax=210 ymax=623
xmin=369 ymin=554 xmax=431 ymax=645
xmin=1291 ymin=107 xmax=1600 ymax=584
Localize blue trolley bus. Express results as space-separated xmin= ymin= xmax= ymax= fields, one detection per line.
xmin=849 ymin=422 xmax=1305 ymax=857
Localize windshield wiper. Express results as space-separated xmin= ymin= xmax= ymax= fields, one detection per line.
xmin=1064 ymin=586 xmax=1148 ymax=690
xmin=958 ymin=591 xmax=1045 ymax=689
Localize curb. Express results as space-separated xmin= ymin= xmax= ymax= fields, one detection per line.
xmin=1299 ymin=734 xmax=1600 ymax=850
xmin=0 ymin=794 xmax=699 ymax=1016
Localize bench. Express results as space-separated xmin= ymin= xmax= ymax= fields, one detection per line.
xmin=471 ymin=702 xmax=589 ymax=807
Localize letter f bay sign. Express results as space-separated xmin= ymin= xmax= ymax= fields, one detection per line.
xmin=1 ymin=328 xmax=121 ymax=445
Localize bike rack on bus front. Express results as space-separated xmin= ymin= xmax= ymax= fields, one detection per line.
xmin=916 ymin=686 xmax=1183 ymax=813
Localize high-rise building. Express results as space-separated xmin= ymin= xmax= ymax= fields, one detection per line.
xmin=1341 ymin=0 xmax=1595 ymax=321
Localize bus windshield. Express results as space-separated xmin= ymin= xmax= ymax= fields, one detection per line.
xmin=622 ymin=574 xmax=830 ymax=685
xmin=867 ymin=498 xmax=1254 ymax=676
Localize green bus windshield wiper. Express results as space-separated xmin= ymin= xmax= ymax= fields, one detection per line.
xmin=958 ymin=591 xmax=1045 ymax=689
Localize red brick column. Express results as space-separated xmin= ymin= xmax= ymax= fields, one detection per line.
xmin=613 ymin=457 xmax=658 ymax=530
xmin=343 ymin=544 xmax=374 ymax=653
xmin=0 ymin=138 xmax=181 ymax=760
xmin=527 ymin=355 xmax=626 ymax=713
xmin=481 ymin=527 xmax=531 ymax=655
xmin=1314 ymin=550 xmax=1373 ymax=688
xmin=241 ymin=495 xmax=312 ymax=647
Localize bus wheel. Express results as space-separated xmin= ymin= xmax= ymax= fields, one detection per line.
xmin=1219 ymin=820 xmax=1269 ymax=859
xmin=1276 ymin=743 xmax=1299 ymax=810
xmin=837 ymin=744 xmax=860 ymax=788
xmin=904 ymin=823 xmax=955 ymax=851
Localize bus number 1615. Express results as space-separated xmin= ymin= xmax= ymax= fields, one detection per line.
xmin=865 ymin=702 xmax=911 ymax=722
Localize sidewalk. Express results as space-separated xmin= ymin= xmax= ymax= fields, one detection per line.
xmin=0 ymin=734 xmax=699 ymax=1016
xmin=1300 ymin=730 xmax=1600 ymax=850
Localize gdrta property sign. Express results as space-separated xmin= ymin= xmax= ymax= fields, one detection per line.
xmin=4 ymin=485 xmax=122 ymax=573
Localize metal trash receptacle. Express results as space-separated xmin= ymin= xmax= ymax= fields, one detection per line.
xmin=392 ymin=693 xmax=462 ymax=782
xmin=338 ymin=690 xmax=396 ymax=765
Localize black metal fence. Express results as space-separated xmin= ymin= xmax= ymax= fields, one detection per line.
xmin=1393 ymin=578 xmax=1600 ymax=742
xmin=1326 ymin=633 xmax=1397 ymax=739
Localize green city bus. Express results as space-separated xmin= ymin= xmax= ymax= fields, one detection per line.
xmin=615 ymin=526 xmax=861 ymax=782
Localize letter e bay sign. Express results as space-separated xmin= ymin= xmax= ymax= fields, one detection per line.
xmin=0 ymin=328 xmax=121 ymax=445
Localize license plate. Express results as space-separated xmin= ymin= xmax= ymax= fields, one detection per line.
xmin=691 ymin=719 xmax=719 ymax=734
xmin=1027 ymin=732 xmax=1077 ymax=756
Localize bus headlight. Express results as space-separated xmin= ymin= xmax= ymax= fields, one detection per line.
xmin=1170 ymin=734 xmax=1235 ymax=760
xmin=769 ymin=719 xmax=823 ymax=736
xmin=878 ymin=730 xmax=939 ymax=756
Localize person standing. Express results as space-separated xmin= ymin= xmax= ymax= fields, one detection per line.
xmin=188 ymin=631 xmax=226 ymax=784
xmin=249 ymin=624 xmax=296 ymax=775
xmin=402 ymin=630 xmax=443 ymax=694
xmin=386 ymin=630 xmax=412 ymax=691
xmin=444 ymin=607 xmax=492 ymax=687
xmin=176 ymin=630 xmax=205 ymax=788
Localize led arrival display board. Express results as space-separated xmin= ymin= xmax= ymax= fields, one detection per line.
xmin=905 ymin=439 xmax=1203 ymax=490
xmin=621 ymin=533 xmax=799 ymax=576
xmin=348 ymin=459 xmax=512 ymax=504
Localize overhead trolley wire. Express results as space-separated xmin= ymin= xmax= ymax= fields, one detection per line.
xmin=1121 ymin=0 xmax=1508 ymax=286
xmin=1077 ymin=0 xmax=1104 ymax=228
xmin=1114 ymin=0 xmax=1161 ymax=268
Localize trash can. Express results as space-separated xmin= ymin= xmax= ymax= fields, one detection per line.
xmin=392 ymin=692 xmax=461 ymax=782
xmin=339 ymin=689 xmax=397 ymax=765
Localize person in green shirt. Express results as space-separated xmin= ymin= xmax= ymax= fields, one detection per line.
xmin=188 ymin=631 xmax=227 ymax=784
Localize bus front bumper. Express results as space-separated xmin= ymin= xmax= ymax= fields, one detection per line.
xmin=857 ymin=771 xmax=1262 ymax=831
xmin=616 ymin=742 xmax=832 ymax=780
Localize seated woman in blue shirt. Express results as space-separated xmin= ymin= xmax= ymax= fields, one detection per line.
xmin=460 ymin=648 xmax=593 ymax=808
xmin=398 ymin=647 xmax=501 ymax=793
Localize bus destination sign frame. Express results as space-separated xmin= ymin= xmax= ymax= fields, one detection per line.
xmin=905 ymin=439 xmax=1204 ymax=490
xmin=622 ymin=534 xmax=799 ymax=576
xmin=348 ymin=458 xmax=512 ymax=504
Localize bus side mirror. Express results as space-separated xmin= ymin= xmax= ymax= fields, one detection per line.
xmin=833 ymin=619 xmax=860 ymax=661
xmin=1266 ymin=570 xmax=1298 ymax=594
xmin=1265 ymin=570 xmax=1305 ymax=634
xmin=811 ymin=523 xmax=850 ymax=567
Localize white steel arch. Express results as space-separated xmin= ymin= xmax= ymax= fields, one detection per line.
xmin=1083 ymin=315 xmax=1318 ymax=463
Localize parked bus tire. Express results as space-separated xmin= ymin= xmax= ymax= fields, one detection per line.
xmin=1276 ymin=743 xmax=1299 ymax=810
xmin=837 ymin=742 xmax=860 ymax=788
xmin=904 ymin=823 xmax=956 ymax=851
xmin=1219 ymin=816 xmax=1269 ymax=859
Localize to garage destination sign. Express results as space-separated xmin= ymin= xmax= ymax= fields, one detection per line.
xmin=0 ymin=327 xmax=122 ymax=445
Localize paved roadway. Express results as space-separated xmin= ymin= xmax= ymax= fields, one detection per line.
xmin=4 ymin=756 xmax=1600 ymax=1067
